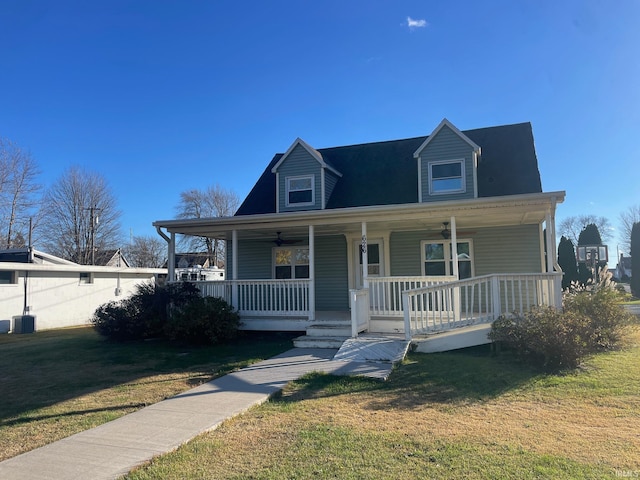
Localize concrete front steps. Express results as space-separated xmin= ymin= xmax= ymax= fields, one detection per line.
xmin=293 ymin=322 xmax=352 ymax=349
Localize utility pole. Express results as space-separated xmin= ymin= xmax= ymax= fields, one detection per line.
xmin=85 ymin=205 xmax=102 ymax=265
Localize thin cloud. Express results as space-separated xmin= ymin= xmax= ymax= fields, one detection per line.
xmin=407 ymin=16 xmax=428 ymax=29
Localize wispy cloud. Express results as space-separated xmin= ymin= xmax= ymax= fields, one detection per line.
xmin=407 ymin=16 xmax=428 ymax=29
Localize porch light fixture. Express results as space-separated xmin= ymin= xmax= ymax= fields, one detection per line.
xmin=441 ymin=222 xmax=451 ymax=239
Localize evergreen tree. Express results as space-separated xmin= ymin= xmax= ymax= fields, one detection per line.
xmin=631 ymin=222 xmax=640 ymax=297
xmin=557 ymin=236 xmax=579 ymax=289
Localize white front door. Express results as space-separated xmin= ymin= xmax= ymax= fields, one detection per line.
xmin=354 ymin=239 xmax=384 ymax=289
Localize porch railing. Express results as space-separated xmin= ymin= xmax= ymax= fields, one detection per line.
xmin=402 ymin=273 xmax=563 ymax=340
xmin=368 ymin=276 xmax=457 ymax=317
xmin=195 ymin=279 xmax=310 ymax=317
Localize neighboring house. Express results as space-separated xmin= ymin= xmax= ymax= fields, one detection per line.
xmin=93 ymin=248 xmax=130 ymax=267
xmin=164 ymin=253 xmax=226 ymax=281
xmin=154 ymin=119 xmax=565 ymax=339
xmin=0 ymin=247 xmax=166 ymax=333
xmin=616 ymin=254 xmax=632 ymax=280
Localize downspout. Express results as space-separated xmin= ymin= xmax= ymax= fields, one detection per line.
xmin=156 ymin=226 xmax=175 ymax=283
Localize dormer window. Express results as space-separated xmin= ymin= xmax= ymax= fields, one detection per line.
xmin=286 ymin=175 xmax=314 ymax=206
xmin=429 ymin=159 xmax=465 ymax=195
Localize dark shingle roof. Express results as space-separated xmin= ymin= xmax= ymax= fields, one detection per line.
xmin=236 ymin=122 xmax=541 ymax=216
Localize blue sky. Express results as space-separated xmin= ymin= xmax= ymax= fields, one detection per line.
xmin=1 ymin=1 xmax=638 ymax=258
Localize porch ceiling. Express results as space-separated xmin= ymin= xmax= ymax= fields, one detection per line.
xmin=153 ymin=191 xmax=565 ymax=241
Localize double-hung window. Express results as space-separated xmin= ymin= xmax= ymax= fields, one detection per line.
xmin=274 ymin=247 xmax=309 ymax=279
xmin=429 ymin=160 xmax=465 ymax=195
xmin=286 ymin=175 xmax=314 ymax=206
xmin=422 ymin=240 xmax=473 ymax=279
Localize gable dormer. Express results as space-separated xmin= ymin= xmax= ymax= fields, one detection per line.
xmin=271 ymin=138 xmax=342 ymax=213
xmin=413 ymin=119 xmax=481 ymax=203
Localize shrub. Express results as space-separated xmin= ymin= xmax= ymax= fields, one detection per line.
xmin=490 ymin=308 xmax=591 ymax=370
xmin=165 ymin=296 xmax=240 ymax=345
xmin=490 ymin=284 xmax=634 ymax=371
xmin=92 ymin=281 xmax=209 ymax=342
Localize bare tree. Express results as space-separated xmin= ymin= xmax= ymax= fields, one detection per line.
xmin=0 ymin=138 xmax=41 ymax=248
xmin=40 ymin=166 xmax=122 ymax=263
xmin=124 ymin=235 xmax=167 ymax=268
xmin=619 ymin=204 xmax=640 ymax=254
xmin=558 ymin=215 xmax=612 ymax=246
xmin=175 ymin=184 xmax=240 ymax=266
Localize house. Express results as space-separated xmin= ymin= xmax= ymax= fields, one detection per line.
xmin=163 ymin=253 xmax=226 ymax=282
xmin=93 ymin=248 xmax=130 ymax=268
xmin=0 ymin=247 xmax=165 ymax=332
xmin=153 ymin=119 xmax=565 ymax=341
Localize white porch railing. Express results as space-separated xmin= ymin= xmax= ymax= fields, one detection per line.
xmin=402 ymin=273 xmax=563 ymax=340
xmin=368 ymin=276 xmax=457 ymax=317
xmin=350 ymin=289 xmax=370 ymax=337
xmin=195 ymin=279 xmax=310 ymax=317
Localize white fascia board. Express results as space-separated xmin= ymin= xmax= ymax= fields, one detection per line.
xmin=153 ymin=191 xmax=566 ymax=234
xmin=271 ymin=138 xmax=342 ymax=177
xmin=413 ymin=118 xmax=482 ymax=158
xmin=0 ymin=262 xmax=167 ymax=274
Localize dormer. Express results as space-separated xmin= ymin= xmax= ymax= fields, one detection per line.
xmin=271 ymin=138 xmax=342 ymax=213
xmin=413 ymin=119 xmax=481 ymax=203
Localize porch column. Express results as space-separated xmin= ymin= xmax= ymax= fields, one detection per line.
xmin=308 ymin=225 xmax=315 ymax=321
xmin=450 ymin=216 xmax=459 ymax=279
xmin=169 ymin=233 xmax=175 ymax=282
xmin=545 ymin=211 xmax=554 ymax=273
xmin=361 ymin=222 xmax=368 ymax=289
xmin=232 ymin=230 xmax=238 ymax=309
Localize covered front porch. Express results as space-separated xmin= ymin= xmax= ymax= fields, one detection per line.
xmin=154 ymin=192 xmax=565 ymax=342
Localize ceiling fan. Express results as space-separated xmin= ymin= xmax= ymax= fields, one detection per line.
xmin=271 ymin=232 xmax=301 ymax=246
xmin=438 ymin=222 xmax=476 ymax=239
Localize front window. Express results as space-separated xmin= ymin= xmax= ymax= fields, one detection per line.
xmin=429 ymin=160 xmax=465 ymax=194
xmin=286 ymin=175 xmax=314 ymax=206
xmin=274 ymin=247 xmax=309 ymax=279
xmin=422 ymin=240 xmax=473 ymax=279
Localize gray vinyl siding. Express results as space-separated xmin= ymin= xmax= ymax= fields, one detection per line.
xmin=315 ymin=235 xmax=348 ymax=310
xmin=419 ymin=124 xmax=475 ymax=202
xmin=276 ymin=144 xmax=322 ymax=212
xmin=473 ymin=225 xmax=542 ymax=274
xmin=229 ymin=235 xmax=348 ymax=310
xmin=390 ymin=225 xmax=542 ymax=276
xmin=324 ymin=171 xmax=339 ymax=208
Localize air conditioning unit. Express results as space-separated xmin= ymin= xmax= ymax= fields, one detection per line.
xmin=12 ymin=315 xmax=36 ymax=334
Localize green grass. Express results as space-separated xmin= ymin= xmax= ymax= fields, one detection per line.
xmin=0 ymin=327 xmax=296 ymax=461
xmin=126 ymin=328 xmax=640 ymax=479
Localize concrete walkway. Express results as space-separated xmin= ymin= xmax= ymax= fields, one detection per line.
xmin=0 ymin=348 xmax=394 ymax=480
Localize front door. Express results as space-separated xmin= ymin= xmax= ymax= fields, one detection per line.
xmin=354 ymin=239 xmax=384 ymax=289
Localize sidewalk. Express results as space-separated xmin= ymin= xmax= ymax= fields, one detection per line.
xmin=0 ymin=348 xmax=394 ymax=480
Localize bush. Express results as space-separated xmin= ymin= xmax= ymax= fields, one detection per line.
xmin=91 ymin=281 xmax=240 ymax=345
xmin=490 ymin=286 xmax=634 ymax=371
xmin=165 ymin=296 xmax=241 ymax=345
xmin=490 ymin=308 xmax=591 ymax=370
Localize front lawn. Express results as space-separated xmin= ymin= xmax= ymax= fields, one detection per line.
xmin=0 ymin=327 xmax=296 ymax=461
xmin=127 ymin=327 xmax=640 ymax=479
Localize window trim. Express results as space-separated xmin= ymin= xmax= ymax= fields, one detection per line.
xmin=285 ymin=175 xmax=315 ymax=207
xmin=0 ymin=270 xmax=18 ymax=285
xmin=420 ymin=239 xmax=474 ymax=278
xmin=79 ymin=272 xmax=94 ymax=285
xmin=272 ymin=245 xmax=310 ymax=279
xmin=428 ymin=159 xmax=466 ymax=195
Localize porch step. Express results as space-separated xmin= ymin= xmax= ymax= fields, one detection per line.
xmin=412 ymin=323 xmax=492 ymax=353
xmin=293 ymin=335 xmax=350 ymax=349
xmin=306 ymin=322 xmax=352 ymax=337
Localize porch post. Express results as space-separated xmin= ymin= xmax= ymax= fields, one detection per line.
xmin=450 ymin=216 xmax=459 ymax=279
xmin=545 ymin=211 xmax=554 ymax=273
xmin=168 ymin=233 xmax=175 ymax=282
xmin=361 ymin=222 xmax=368 ymax=289
xmin=232 ymin=230 xmax=238 ymax=309
xmin=308 ymin=225 xmax=315 ymax=321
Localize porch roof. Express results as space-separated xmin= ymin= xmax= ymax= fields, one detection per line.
xmin=153 ymin=191 xmax=565 ymax=241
